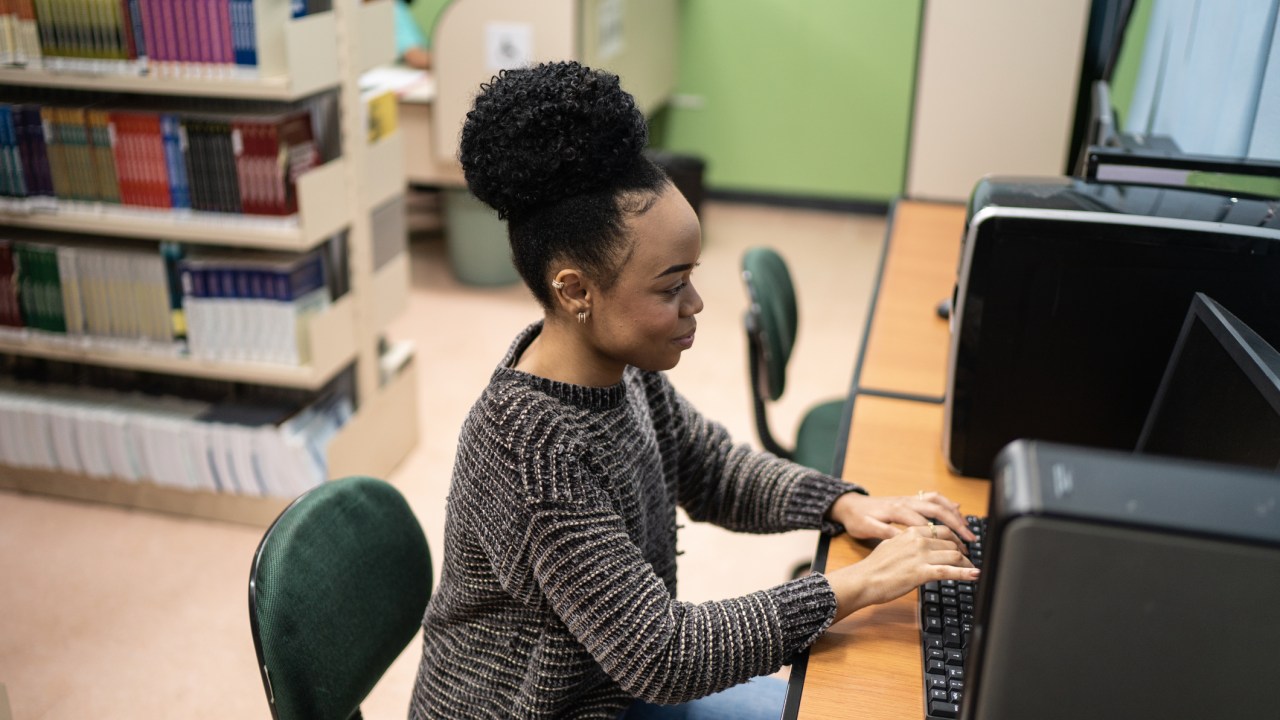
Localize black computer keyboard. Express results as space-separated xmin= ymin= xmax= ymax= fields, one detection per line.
xmin=917 ymin=515 xmax=986 ymax=719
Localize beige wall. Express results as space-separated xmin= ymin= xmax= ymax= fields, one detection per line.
xmin=907 ymin=0 xmax=1090 ymax=202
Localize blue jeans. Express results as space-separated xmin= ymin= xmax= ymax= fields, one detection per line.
xmin=618 ymin=676 xmax=787 ymax=720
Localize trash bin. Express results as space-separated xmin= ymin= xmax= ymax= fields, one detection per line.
xmin=442 ymin=188 xmax=520 ymax=286
xmin=646 ymin=150 xmax=707 ymax=217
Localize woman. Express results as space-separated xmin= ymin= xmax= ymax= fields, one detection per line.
xmin=410 ymin=61 xmax=977 ymax=720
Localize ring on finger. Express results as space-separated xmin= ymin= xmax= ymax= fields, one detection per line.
xmin=918 ymin=490 xmax=926 ymax=500
xmin=928 ymin=520 xmax=937 ymax=539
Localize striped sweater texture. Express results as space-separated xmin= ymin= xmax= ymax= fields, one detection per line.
xmin=410 ymin=323 xmax=863 ymax=719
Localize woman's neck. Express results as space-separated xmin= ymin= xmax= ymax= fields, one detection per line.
xmin=514 ymin=318 xmax=626 ymax=388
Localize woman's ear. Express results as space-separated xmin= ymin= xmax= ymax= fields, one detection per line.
xmin=552 ymin=269 xmax=592 ymax=318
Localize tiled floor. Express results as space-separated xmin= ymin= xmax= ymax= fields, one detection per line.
xmin=0 ymin=196 xmax=885 ymax=719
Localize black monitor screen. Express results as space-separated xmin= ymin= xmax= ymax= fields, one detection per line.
xmin=1136 ymin=294 xmax=1280 ymax=470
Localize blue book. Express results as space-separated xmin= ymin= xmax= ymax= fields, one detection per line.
xmin=0 ymin=105 xmax=16 ymax=198
xmin=230 ymin=0 xmax=257 ymax=69
xmin=270 ymin=252 xmax=326 ymax=302
xmin=128 ymin=0 xmax=147 ymax=59
xmin=160 ymin=114 xmax=191 ymax=209
xmin=290 ymin=0 xmax=306 ymax=19
xmin=19 ymin=106 xmax=52 ymax=198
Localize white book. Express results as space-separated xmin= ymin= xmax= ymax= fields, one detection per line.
xmin=228 ymin=425 xmax=265 ymax=496
xmin=0 ymin=393 xmax=23 ymax=467
xmin=45 ymin=399 xmax=85 ymax=474
xmin=205 ymin=424 xmax=244 ymax=494
xmin=72 ymin=406 xmax=113 ymax=478
xmin=181 ymin=418 xmax=221 ymax=492
xmin=99 ymin=409 xmax=140 ymax=482
xmin=14 ymin=394 xmax=56 ymax=471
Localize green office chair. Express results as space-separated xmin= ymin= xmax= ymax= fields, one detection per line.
xmin=249 ymin=476 xmax=432 ymax=720
xmin=742 ymin=247 xmax=845 ymax=476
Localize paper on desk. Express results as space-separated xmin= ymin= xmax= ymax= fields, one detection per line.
xmin=359 ymin=67 xmax=437 ymax=103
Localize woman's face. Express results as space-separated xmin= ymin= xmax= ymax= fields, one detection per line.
xmin=590 ymin=183 xmax=704 ymax=372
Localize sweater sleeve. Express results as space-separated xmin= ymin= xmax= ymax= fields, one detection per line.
xmin=467 ymin=401 xmax=838 ymax=705
xmin=646 ymin=372 xmax=865 ymax=535
xmin=484 ymin=489 xmax=839 ymax=705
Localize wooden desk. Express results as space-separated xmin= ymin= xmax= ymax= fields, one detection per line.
xmin=857 ymin=202 xmax=967 ymax=402
xmin=786 ymin=200 xmax=984 ymax=719
xmin=794 ymin=397 xmax=987 ymax=719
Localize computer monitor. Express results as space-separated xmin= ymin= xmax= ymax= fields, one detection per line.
xmin=944 ymin=176 xmax=1280 ymax=478
xmin=963 ymin=440 xmax=1280 ymax=720
xmin=1135 ymin=293 xmax=1280 ymax=470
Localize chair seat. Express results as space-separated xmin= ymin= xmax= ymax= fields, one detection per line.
xmin=793 ymin=399 xmax=846 ymax=476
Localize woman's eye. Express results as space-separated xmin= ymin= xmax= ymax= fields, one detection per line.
xmin=666 ymin=282 xmax=687 ymax=296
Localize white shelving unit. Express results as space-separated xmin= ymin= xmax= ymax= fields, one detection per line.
xmin=0 ymin=0 xmax=419 ymax=525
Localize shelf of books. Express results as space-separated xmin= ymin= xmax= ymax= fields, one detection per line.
xmin=0 ymin=159 xmax=351 ymax=250
xmin=0 ymin=291 xmax=357 ymax=389
xmin=0 ymin=353 xmax=419 ymax=526
xmin=0 ymin=3 xmax=340 ymax=101
xmin=0 ymin=0 xmax=419 ymax=525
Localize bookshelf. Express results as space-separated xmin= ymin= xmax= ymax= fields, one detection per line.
xmin=0 ymin=0 xmax=419 ymax=525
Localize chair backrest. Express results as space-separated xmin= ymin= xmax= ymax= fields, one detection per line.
xmin=742 ymin=246 xmax=799 ymax=402
xmin=742 ymin=247 xmax=801 ymax=459
xmin=249 ymin=476 xmax=432 ymax=720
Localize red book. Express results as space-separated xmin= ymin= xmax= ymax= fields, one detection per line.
xmin=275 ymin=111 xmax=319 ymax=216
xmin=0 ymin=241 xmax=21 ymax=328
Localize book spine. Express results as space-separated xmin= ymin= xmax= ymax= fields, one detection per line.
xmin=56 ymin=247 xmax=84 ymax=335
xmin=135 ymin=0 xmax=155 ymax=66
xmin=159 ymin=113 xmax=189 ymax=210
xmin=87 ymin=109 xmax=121 ymax=204
xmin=182 ymin=117 xmax=210 ymax=211
xmin=116 ymin=0 xmax=134 ymax=59
xmin=0 ymin=241 xmax=20 ymax=328
xmin=0 ymin=0 xmax=15 ymax=66
xmin=229 ymin=0 xmax=254 ymax=70
xmin=0 ymin=104 xmax=15 ymax=199
xmin=108 ymin=112 xmax=138 ymax=205
xmin=126 ymin=0 xmax=143 ymax=62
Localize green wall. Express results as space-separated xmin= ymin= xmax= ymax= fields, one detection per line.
xmin=1108 ymin=0 xmax=1152 ymax=127
xmin=407 ymin=0 xmax=451 ymax=48
xmin=652 ymin=0 xmax=922 ymax=203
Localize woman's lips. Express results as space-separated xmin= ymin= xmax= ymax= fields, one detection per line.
xmin=674 ymin=330 xmax=696 ymax=349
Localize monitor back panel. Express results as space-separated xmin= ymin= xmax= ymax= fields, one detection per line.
xmin=945 ymin=185 xmax=1280 ymax=478
xmin=968 ymin=516 xmax=1280 ymax=719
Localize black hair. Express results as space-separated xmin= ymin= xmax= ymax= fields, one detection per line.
xmin=459 ymin=61 xmax=668 ymax=308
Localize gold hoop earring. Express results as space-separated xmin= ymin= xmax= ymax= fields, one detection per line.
xmin=551 ymin=280 xmax=565 ymax=289
xmin=577 ymin=311 xmax=589 ymax=324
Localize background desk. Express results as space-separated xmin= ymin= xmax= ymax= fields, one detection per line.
xmin=785 ymin=201 xmax=986 ymax=719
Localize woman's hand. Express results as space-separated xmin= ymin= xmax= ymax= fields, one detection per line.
xmin=825 ymin=524 xmax=979 ymax=621
xmin=828 ymin=491 xmax=976 ymax=544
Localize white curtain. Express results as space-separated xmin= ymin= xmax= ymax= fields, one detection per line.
xmin=1125 ymin=0 xmax=1280 ymax=160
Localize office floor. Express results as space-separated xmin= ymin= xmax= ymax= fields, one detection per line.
xmin=0 ymin=196 xmax=885 ymax=720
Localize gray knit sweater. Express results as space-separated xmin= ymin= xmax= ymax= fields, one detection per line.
xmin=410 ymin=323 xmax=864 ymax=719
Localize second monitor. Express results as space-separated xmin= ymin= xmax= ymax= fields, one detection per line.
xmin=1136 ymin=292 xmax=1280 ymax=471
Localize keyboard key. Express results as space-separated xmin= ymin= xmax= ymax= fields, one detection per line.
xmin=924 ymin=616 xmax=943 ymax=633
xmin=949 ymin=679 xmax=964 ymax=692
xmin=927 ymin=674 xmax=948 ymax=692
xmin=945 ymin=649 xmax=964 ymax=666
xmin=928 ymin=659 xmax=945 ymax=674
xmin=931 ymin=688 xmax=949 ymax=702
xmin=944 ymin=629 xmax=962 ymax=648
xmin=949 ymin=690 xmax=963 ymax=704
xmin=924 ymin=581 xmax=940 ymax=592
xmin=946 ymin=667 xmax=965 ymax=681
xmin=924 ymin=591 xmax=941 ymax=605
xmin=926 ymin=637 xmax=943 ymax=650
xmin=929 ymin=700 xmax=960 ymax=718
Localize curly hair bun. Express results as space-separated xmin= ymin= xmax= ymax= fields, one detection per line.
xmin=460 ymin=61 xmax=649 ymax=220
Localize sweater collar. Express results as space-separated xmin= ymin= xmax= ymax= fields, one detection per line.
xmin=494 ymin=321 xmax=629 ymax=410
